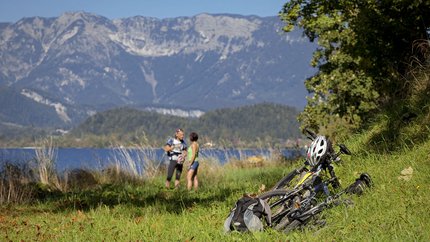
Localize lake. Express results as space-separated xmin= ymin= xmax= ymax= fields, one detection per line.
xmin=0 ymin=147 xmax=304 ymax=174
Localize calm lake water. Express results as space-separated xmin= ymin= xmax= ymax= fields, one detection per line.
xmin=0 ymin=147 xmax=304 ymax=173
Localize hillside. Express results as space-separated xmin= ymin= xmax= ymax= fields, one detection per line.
xmin=67 ymin=103 xmax=301 ymax=147
xmin=0 ymin=86 xmax=89 ymax=128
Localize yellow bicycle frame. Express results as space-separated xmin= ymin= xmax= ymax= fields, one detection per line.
xmin=294 ymin=171 xmax=313 ymax=189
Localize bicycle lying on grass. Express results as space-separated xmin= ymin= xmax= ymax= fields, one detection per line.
xmin=257 ymin=129 xmax=372 ymax=232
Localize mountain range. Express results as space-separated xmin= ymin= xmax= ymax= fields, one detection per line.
xmin=0 ymin=12 xmax=316 ymax=130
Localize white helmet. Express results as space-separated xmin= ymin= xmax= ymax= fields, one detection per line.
xmin=306 ymin=136 xmax=328 ymax=166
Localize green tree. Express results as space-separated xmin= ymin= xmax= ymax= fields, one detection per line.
xmin=280 ymin=0 xmax=430 ymax=135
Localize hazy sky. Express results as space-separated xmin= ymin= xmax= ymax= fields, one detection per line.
xmin=0 ymin=0 xmax=287 ymax=23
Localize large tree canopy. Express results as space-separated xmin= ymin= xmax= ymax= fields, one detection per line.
xmin=280 ymin=0 xmax=430 ymax=134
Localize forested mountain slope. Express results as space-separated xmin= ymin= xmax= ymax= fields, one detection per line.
xmin=68 ymin=103 xmax=301 ymax=147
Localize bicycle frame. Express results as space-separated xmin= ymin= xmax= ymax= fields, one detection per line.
xmin=259 ymin=144 xmax=347 ymax=228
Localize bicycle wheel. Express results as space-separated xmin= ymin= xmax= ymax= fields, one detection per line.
xmin=270 ymin=190 xmax=314 ymax=230
xmin=274 ymin=215 xmax=291 ymax=230
xmin=271 ymin=166 xmax=308 ymax=191
xmin=283 ymin=219 xmax=302 ymax=233
xmin=258 ymin=189 xmax=298 ymax=225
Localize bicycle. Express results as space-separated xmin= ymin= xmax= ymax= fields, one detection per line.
xmin=257 ymin=129 xmax=358 ymax=231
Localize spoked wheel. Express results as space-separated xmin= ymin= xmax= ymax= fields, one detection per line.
xmin=258 ymin=189 xmax=298 ymax=226
xmin=274 ymin=215 xmax=292 ymax=230
xmin=283 ymin=219 xmax=302 ymax=233
xmin=270 ymin=167 xmax=306 ymax=190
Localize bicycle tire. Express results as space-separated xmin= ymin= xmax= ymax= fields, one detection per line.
xmin=258 ymin=189 xmax=298 ymax=225
xmin=283 ymin=219 xmax=302 ymax=233
xmin=271 ymin=168 xmax=303 ymax=190
xmin=274 ymin=215 xmax=291 ymax=230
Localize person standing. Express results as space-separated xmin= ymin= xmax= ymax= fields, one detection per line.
xmin=186 ymin=132 xmax=200 ymax=191
xmin=163 ymin=128 xmax=187 ymax=189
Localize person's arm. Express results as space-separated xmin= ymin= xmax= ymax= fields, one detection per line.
xmin=163 ymin=138 xmax=174 ymax=152
xmin=181 ymin=141 xmax=188 ymax=159
xmin=163 ymin=144 xmax=173 ymax=152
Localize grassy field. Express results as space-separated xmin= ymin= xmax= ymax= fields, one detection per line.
xmin=1 ymin=129 xmax=429 ymax=241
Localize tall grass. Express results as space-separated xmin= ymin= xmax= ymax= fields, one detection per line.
xmin=34 ymin=137 xmax=62 ymax=191
xmin=0 ymin=163 xmax=34 ymax=204
xmin=103 ymin=145 xmax=163 ymax=185
xmin=0 ymin=140 xmax=166 ymax=203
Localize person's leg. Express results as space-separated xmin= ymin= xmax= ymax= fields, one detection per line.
xmin=166 ymin=160 xmax=176 ymax=188
xmin=193 ymin=164 xmax=199 ymax=191
xmin=193 ymin=174 xmax=198 ymax=191
xmin=187 ymin=169 xmax=194 ymax=190
xmin=174 ymin=163 xmax=183 ymax=188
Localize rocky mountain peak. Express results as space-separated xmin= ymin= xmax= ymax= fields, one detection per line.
xmin=0 ymin=12 xmax=316 ymax=129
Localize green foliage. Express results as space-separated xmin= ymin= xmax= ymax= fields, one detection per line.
xmin=197 ymin=103 xmax=300 ymax=145
xmin=0 ymin=123 xmax=51 ymax=147
xmin=280 ymin=0 xmax=430 ymax=135
xmin=67 ymin=103 xmax=301 ymax=147
xmin=349 ymin=45 xmax=430 ymax=151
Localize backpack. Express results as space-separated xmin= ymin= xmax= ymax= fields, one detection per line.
xmin=224 ymin=195 xmax=271 ymax=233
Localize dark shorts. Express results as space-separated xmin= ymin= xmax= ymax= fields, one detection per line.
xmin=166 ymin=159 xmax=183 ymax=181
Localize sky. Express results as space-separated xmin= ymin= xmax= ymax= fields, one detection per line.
xmin=0 ymin=0 xmax=286 ymax=23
